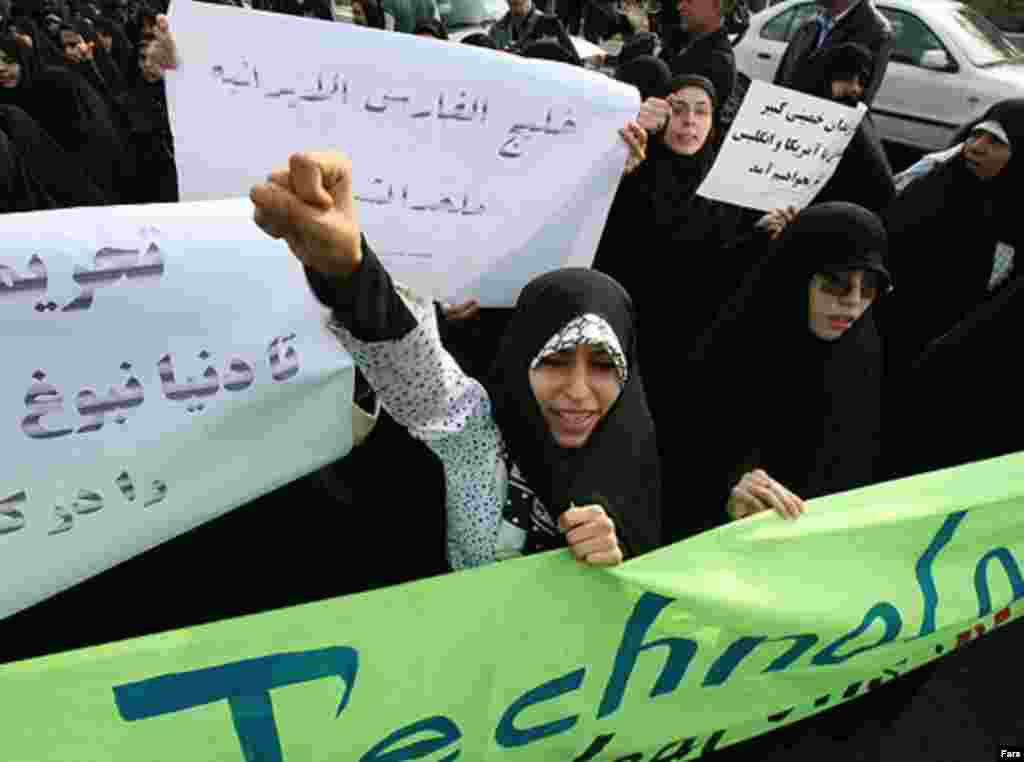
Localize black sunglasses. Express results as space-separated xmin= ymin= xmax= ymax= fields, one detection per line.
xmin=814 ymin=271 xmax=889 ymax=301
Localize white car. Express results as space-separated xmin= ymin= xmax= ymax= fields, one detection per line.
xmin=733 ymin=0 xmax=1024 ymax=150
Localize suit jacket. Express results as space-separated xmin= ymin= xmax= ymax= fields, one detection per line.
xmin=667 ymin=26 xmax=737 ymax=113
xmin=773 ymin=0 xmax=894 ymax=106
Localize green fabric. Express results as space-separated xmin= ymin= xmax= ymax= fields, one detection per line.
xmin=4 ymin=451 xmax=1024 ymax=761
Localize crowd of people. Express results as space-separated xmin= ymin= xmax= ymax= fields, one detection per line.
xmin=3 ymin=1 xmax=1023 ymax=752
xmin=0 ymin=0 xmax=182 ymax=207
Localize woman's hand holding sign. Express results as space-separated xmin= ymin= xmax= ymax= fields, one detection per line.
xmin=250 ymin=152 xmax=363 ymax=278
xmin=727 ymin=469 xmax=806 ymax=521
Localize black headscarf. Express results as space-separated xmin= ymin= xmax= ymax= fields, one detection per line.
xmin=888 ymin=271 xmax=1024 ymax=479
xmin=412 ymin=17 xmax=448 ymax=39
xmin=616 ymin=30 xmax=657 ymax=66
xmin=610 ymin=74 xmax=719 ymax=234
xmin=115 ymin=72 xmax=178 ymax=203
xmin=8 ymin=17 xmax=63 ymax=68
xmin=882 ymin=99 xmax=1024 ymax=362
xmin=0 ymin=58 xmax=131 ymax=200
xmin=0 ymin=122 xmax=56 ymax=211
xmin=58 ymin=20 xmax=121 ymax=98
xmin=461 ymin=31 xmax=496 ymax=48
xmin=487 ymin=268 xmax=662 ymax=557
xmin=595 ymin=73 xmax=747 ymax=521
xmin=0 ymin=31 xmax=33 ymax=89
xmin=810 ymin=43 xmax=893 ymax=213
xmin=594 ymin=74 xmax=735 ymax=341
xmin=520 ymin=37 xmax=576 ymax=64
xmin=810 ymin=41 xmax=873 ymax=105
xmin=0 ymin=103 xmax=109 ymax=205
xmin=92 ymin=16 xmax=135 ymax=86
xmin=948 ymin=98 xmax=1024 ymax=230
xmin=692 ymin=202 xmax=889 ymax=506
xmin=615 ymin=54 xmax=670 ymax=102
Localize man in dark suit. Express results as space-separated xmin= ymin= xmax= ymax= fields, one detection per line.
xmin=660 ymin=0 xmax=736 ymax=115
xmin=773 ymin=0 xmax=893 ymax=106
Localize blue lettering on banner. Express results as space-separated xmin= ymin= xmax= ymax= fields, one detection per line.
xmin=113 ymin=647 xmax=358 ymax=762
xmin=106 ymin=509 xmax=1024 ymax=761
xmin=907 ymin=511 xmax=968 ymax=640
xmin=597 ymin=593 xmax=699 ymax=719
xmin=358 ymin=716 xmax=462 ymax=762
xmin=973 ymin=548 xmax=1024 ymax=617
xmin=702 ymin=634 xmax=820 ymax=687
xmin=495 ymin=668 xmax=586 ymax=747
xmin=811 ymin=603 xmax=903 ymax=665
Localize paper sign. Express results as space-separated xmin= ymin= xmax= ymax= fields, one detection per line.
xmin=166 ymin=0 xmax=640 ymax=306
xmin=697 ymin=80 xmax=867 ymax=212
xmin=0 ymin=199 xmax=355 ymax=620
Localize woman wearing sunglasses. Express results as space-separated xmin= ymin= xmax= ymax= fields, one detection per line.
xmin=689 ymin=202 xmax=892 ymax=524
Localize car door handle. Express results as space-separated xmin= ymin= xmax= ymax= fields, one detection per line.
xmin=757 ymin=52 xmax=774 ymax=60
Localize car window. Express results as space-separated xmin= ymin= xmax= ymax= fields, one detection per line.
xmin=760 ymin=3 xmax=817 ymax=43
xmin=441 ymin=0 xmax=505 ymax=27
xmin=948 ymin=6 xmax=1022 ymax=67
xmin=880 ymin=9 xmax=949 ymax=67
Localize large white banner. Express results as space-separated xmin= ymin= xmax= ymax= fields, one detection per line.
xmin=166 ymin=0 xmax=639 ymax=306
xmin=0 ymin=199 xmax=354 ymax=620
xmin=697 ymin=80 xmax=867 ymax=212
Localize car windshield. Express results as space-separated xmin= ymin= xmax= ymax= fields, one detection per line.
xmin=440 ymin=0 xmax=506 ymax=27
xmin=946 ymin=5 xmax=1023 ymax=67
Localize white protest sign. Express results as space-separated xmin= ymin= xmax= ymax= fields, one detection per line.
xmin=0 ymin=199 xmax=354 ymax=620
xmin=165 ymin=0 xmax=639 ymax=307
xmin=697 ymin=80 xmax=867 ymax=212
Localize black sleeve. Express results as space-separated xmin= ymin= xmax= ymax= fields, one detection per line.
xmin=303 ymin=236 xmax=418 ymax=342
xmin=671 ymin=46 xmax=734 ymax=98
xmin=557 ymin=19 xmax=584 ymax=66
xmin=852 ymin=123 xmax=896 ymax=212
xmin=772 ymin=24 xmax=803 ymax=85
xmin=863 ymin=21 xmax=894 ymax=106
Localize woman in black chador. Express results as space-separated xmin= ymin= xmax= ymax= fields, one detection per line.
xmin=883 ymin=99 xmax=1024 ymax=364
xmin=690 ymin=202 xmax=891 ymax=527
xmin=0 ymin=31 xmax=133 ymax=201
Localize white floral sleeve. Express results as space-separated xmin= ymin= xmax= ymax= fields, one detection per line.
xmin=327 ymin=284 xmax=505 ymax=570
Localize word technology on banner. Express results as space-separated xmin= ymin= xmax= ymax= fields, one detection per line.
xmin=0 ymin=199 xmax=355 ymax=620
xmin=166 ymin=0 xmax=640 ymax=307
xmin=697 ymin=80 xmax=867 ymax=212
xmin=4 ymin=451 xmax=1024 ymax=761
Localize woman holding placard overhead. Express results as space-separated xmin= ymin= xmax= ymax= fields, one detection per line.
xmin=594 ymin=75 xmax=744 ymax=340
xmin=594 ymin=72 xmax=797 ymax=542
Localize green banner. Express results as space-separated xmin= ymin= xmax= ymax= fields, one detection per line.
xmin=5 ymin=452 xmax=1024 ymax=761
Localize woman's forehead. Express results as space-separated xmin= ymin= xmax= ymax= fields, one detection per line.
xmin=669 ymin=86 xmax=711 ymax=104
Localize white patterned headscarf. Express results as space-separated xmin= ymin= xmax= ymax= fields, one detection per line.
xmin=529 ymin=313 xmax=629 ymax=385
